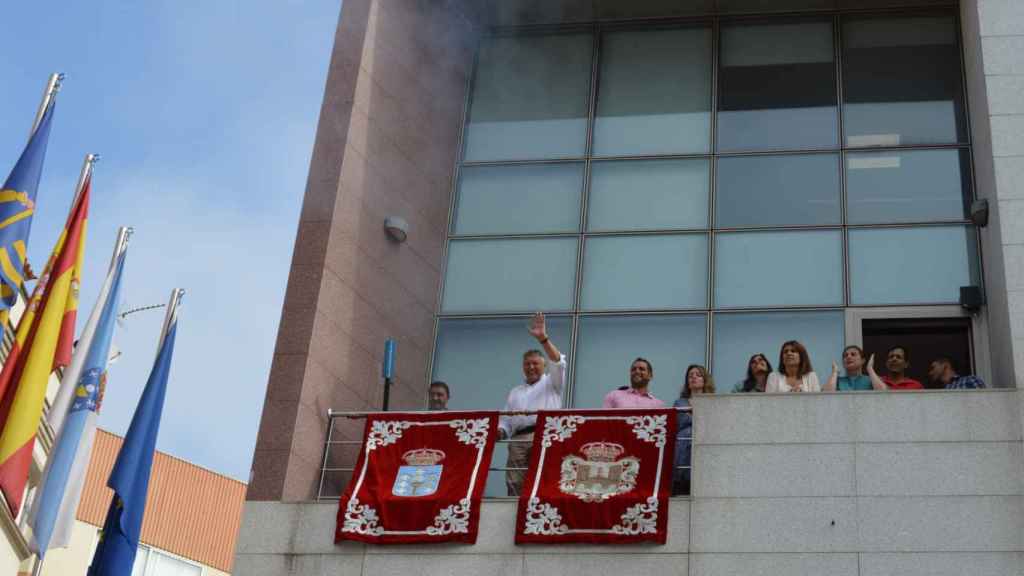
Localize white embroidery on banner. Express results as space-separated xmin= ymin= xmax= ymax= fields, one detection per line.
xmin=341 ymin=498 xmax=383 ymax=535
xmin=611 ymin=496 xmax=659 ymax=535
xmin=559 ymin=442 xmax=640 ymax=502
xmin=449 ymin=417 xmax=490 ymax=448
xmin=625 ymin=414 xmax=668 ymax=447
xmin=522 ymin=497 xmax=568 ymax=535
xmin=426 ymin=498 xmax=471 ymax=535
xmin=367 ymin=420 xmax=412 ymax=451
xmin=541 ymin=415 xmax=585 ymax=447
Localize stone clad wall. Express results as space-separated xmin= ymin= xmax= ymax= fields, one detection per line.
xmin=235 ymin=391 xmax=1024 ymax=575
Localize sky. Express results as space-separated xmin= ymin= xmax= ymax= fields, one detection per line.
xmin=0 ymin=0 xmax=341 ymax=481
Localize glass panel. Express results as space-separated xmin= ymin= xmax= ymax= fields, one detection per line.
xmin=433 ymin=316 xmax=573 ymax=497
xmin=718 ymin=21 xmax=837 ymax=151
xmin=843 ymin=15 xmax=967 ymax=146
xmin=716 ymin=154 xmax=840 ymax=228
xmin=582 ymin=234 xmax=708 ymax=310
xmin=464 ymin=34 xmax=592 ymax=161
xmin=849 ymin=226 xmax=973 ymax=304
xmin=713 ymin=310 xmax=843 ymax=393
xmin=846 ymin=149 xmax=970 ymax=224
xmin=588 ymin=159 xmax=709 ymax=231
xmin=593 ymin=27 xmax=712 ymax=155
xmin=574 ymin=314 xmax=706 ymax=408
xmin=453 ymin=163 xmax=583 ymax=235
xmin=442 ymin=238 xmax=578 ymax=313
xmin=715 ymin=230 xmax=843 ymax=307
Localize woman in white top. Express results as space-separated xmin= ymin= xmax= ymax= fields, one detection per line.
xmin=766 ymin=340 xmax=821 ymax=393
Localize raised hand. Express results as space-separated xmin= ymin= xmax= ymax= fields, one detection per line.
xmin=528 ymin=312 xmax=547 ymax=341
xmin=866 ymin=353 xmax=877 ymax=375
xmin=832 ymin=360 xmax=840 ymax=375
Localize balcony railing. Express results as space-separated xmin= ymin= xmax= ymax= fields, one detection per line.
xmin=316 ymin=407 xmax=693 ymax=501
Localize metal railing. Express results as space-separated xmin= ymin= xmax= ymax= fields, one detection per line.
xmin=316 ymin=407 xmax=693 ymax=501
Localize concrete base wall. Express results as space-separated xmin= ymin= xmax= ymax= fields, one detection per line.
xmin=235 ymin=391 xmax=1024 ymax=575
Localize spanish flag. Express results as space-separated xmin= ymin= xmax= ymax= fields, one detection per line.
xmin=0 ymin=174 xmax=88 ymax=517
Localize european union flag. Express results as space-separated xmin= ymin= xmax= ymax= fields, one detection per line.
xmin=0 ymin=100 xmax=55 ymax=308
xmin=87 ymin=308 xmax=179 ymax=576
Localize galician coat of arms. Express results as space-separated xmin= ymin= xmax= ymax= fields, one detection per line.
xmin=559 ymin=441 xmax=640 ymax=502
xmin=392 ymin=448 xmax=445 ymax=497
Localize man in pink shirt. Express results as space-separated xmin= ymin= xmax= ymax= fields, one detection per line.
xmin=602 ymin=358 xmax=666 ymax=409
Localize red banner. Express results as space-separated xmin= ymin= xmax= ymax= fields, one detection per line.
xmin=514 ymin=409 xmax=677 ymax=544
xmin=336 ymin=411 xmax=499 ymax=544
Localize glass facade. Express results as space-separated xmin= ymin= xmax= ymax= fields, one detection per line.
xmin=434 ymin=10 xmax=977 ymax=411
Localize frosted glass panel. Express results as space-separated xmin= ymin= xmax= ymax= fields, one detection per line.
xmin=454 ymin=164 xmax=583 ymax=235
xmin=152 ymin=552 xmax=202 ymax=576
xmin=442 ymin=238 xmax=578 ymax=313
xmin=434 ymin=316 xmax=572 ymax=496
xmin=582 ymin=235 xmax=708 ymax=310
xmin=716 ymin=154 xmax=840 ymax=228
xmin=713 ymin=311 xmax=843 ymax=393
xmin=593 ymin=27 xmax=711 ymax=155
xmin=465 ymin=34 xmax=592 ymax=161
xmin=846 ymin=149 xmax=969 ymax=224
xmin=574 ymin=314 xmax=706 ymax=408
xmin=588 ymin=159 xmax=709 ymax=231
xmin=849 ymin=226 xmax=973 ymax=304
xmin=843 ymin=16 xmax=966 ymax=146
xmin=718 ymin=21 xmax=837 ymax=151
xmin=715 ymin=230 xmax=843 ymax=307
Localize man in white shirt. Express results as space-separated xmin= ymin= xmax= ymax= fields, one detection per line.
xmin=498 ymin=312 xmax=565 ymax=496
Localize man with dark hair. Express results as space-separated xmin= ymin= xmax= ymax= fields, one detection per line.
xmin=882 ymin=346 xmax=923 ymax=390
xmin=428 ymin=381 xmax=450 ymax=411
xmin=602 ymin=357 xmax=665 ymax=408
xmin=928 ymin=356 xmax=986 ymax=389
xmin=498 ymin=312 xmax=565 ymax=496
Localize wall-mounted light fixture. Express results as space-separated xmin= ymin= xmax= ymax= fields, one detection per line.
xmin=384 ymin=216 xmax=408 ymax=243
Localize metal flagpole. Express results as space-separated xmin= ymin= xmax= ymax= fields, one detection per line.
xmin=29 ymin=73 xmax=64 ymax=137
xmin=157 ymin=288 xmax=184 ymax=353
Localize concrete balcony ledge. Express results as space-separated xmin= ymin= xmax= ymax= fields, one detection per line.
xmin=237 ymin=390 xmax=1024 ymax=575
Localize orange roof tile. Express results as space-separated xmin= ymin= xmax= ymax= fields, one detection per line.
xmin=76 ymin=429 xmax=246 ymax=572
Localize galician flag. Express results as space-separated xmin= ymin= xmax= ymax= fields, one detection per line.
xmin=29 ymin=228 xmax=129 ymax=556
xmin=88 ymin=289 xmax=182 ymax=576
xmin=0 ymin=173 xmax=88 ymax=517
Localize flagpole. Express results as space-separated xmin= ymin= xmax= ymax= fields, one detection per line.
xmin=29 ymin=73 xmax=64 ymax=137
xmin=157 ymin=289 xmax=184 ymax=352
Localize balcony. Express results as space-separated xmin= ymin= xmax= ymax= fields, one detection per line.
xmin=236 ymin=388 xmax=1024 ymax=576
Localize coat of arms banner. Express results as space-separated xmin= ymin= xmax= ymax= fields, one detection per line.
xmin=335 ymin=411 xmax=499 ymax=544
xmin=514 ymin=409 xmax=677 ymax=544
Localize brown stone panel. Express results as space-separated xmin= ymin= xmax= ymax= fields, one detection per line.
xmin=263 ymin=353 xmax=306 ymax=403
xmin=253 ymin=0 xmax=479 ymax=503
xmin=253 ymin=400 xmax=301 ymax=453
xmin=247 ymin=449 xmax=289 ymax=501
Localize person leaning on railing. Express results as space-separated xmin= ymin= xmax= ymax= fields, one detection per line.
xmin=881 ymin=345 xmax=923 ymax=390
xmin=497 ymin=312 xmax=565 ymax=497
xmin=673 ymin=364 xmax=714 ymax=496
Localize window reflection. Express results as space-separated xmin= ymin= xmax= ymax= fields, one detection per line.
xmin=716 ymin=154 xmax=840 ymax=228
xmin=594 ymin=27 xmax=712 ymax=156
xmin=843 ymin=15 xmax=967 ymax=146
xmin=588 ymin=159 xmax=709 ymax=232
xmin=464 ymin=34 xmax=592 ymax=161
xmin=846 ymin=149 xmax=970 ymax=224
xmin=718 ymin=20 xmax=837 ymax=151
xmin=454 ymin=163 xmax=584 ymax=235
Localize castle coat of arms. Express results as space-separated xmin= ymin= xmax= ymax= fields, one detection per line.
xmin=392 ymin=448 xmax=445 ymax=497
xmin=559 ymin=441 xmax=640 ymax=502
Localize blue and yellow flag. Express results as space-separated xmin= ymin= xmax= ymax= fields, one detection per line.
xmin=0 ymin=101 xmax=56 ymax=309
